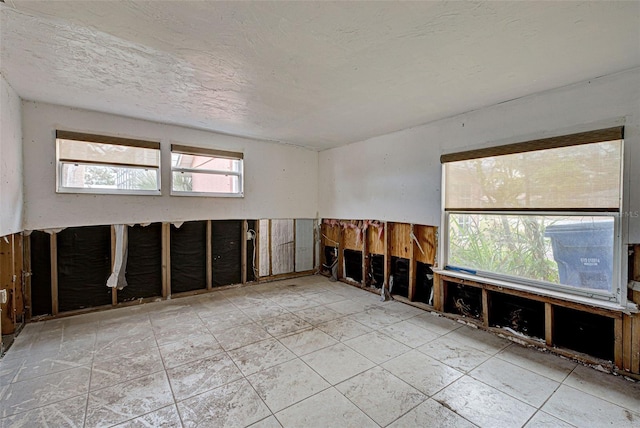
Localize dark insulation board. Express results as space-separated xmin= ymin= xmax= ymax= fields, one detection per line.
xmin=391 ymin=257 xmax=409 ymax=297
xmin=118 ymin=223 xmax=163 ymax=302
xmin=211 ymin=220 xmax=242 ymax=287
xmin=30 ymin=231 xmax=52 ymax=316
xmin=344 ymin=249 xmax=363 ymax=283
xmin=415 ymin=262 xmax=434 ymax=304
xmin=170 ymin=221 xmax=207 ymax=293
xmin=246 ymin=220 xmax=257 ymax=282
xmin=554 ymin=306 xmax=614 ymax=360
xmin=57 ymin=226 xmax=112 ymax=312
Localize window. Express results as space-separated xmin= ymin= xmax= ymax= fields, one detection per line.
xmin=442 ymin=127 xmax=624 ymax=303
xmin=171 ymin=144 xmax=243 ymax=197
xmin=56 ymin=131 xmax=161 ymax=195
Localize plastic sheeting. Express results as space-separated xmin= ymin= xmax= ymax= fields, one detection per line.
xmin=211 ymin=220 xmax=242 ymax=287
xmin=57 ymin=226 xmax=112 ymax=312
xmin=118 ymin=223 xmax=162 ymax=302
xmin=106 ymin=225 xmax=128 ymax=289
xmin=170 ymin=221 xmax=207 ymax=293
xmin=295 ymin=219 xmax=314 ymax=272
xmin=271 ymin=219 xmax=294 ymax=275
xmin=30 ymin=231 xmax=52 ymax=316
xmin=258 ymin=219 xmax=270 ymax=277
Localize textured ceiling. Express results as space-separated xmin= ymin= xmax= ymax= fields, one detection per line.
xmin=1 ymin=1 xmax=639 ymax=150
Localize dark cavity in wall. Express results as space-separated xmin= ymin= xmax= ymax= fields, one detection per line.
xmin=246 ymin=220 xmax=257 ymax=282
xmin=445 ymin=283 xmax=482 ymax=320
xmin=118 ymin=223 xmax=162 ymax=302
xmin=553 ymin=306 xmax=614 ymax=361
xmin=211 ymin=220 xmax=242 ymax=287
xmin=29 ymin=231 xmax=52 ymax=316
xmin=57 ymin=226 xmax=112 ymax=312
xmin=344 ymin=249 xmax=363 ymax=283
xmin=170 ymin=221 xmax=207 ymax=293
xmin=489 ymin=293 xmax=545 ymax=339
xmin=415 ymin=262 xmax=434 ymax=304
xmin=390 ymin=257 xmax=409 ymax=298
xmin=369 ymin=254 xmax=384 ymax=288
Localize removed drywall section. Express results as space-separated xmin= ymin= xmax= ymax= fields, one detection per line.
xmin=211 ymin=220 xmax=242 ymax=287
xmin=21 ymin=101 xmax=318 ymax=230
xmin=271 ymin=219 xmax=294 ymax=275
xmin=0 ymin=76 xmax=23 ymax=237
xmin=258 ymin=219 xmax=270 ymax=277
xmin=57 ymin=226 xmax=112 ymax=312
xmin=118 ymin=223 xmax=163 ymax=302
xmin=170 ymin=221 xmax=207 ymax=293
xmin=295 ymin=219 xmax=314 ymax=272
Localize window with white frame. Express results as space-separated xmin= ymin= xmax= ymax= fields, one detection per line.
xmin=171 ymin=144 xmax=243 ymax=197
xmin=56 ymin=131 xmax=161 ymax=195
xmin=442 ymin=127 xmax=624 ymax=303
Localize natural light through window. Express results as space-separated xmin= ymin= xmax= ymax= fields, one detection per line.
xmin=171 ymin=145 xmax=243 ymax=197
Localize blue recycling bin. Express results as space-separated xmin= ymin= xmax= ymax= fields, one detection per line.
xmin=544 ymin=220 xmax=614 ymax=291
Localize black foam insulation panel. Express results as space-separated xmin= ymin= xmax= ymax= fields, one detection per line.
xmin=445 ymin=283 xmax=482 ymax=320
xmin=118 ymin=223 xmax=163 ymax=302
xmin=369 ymin=254 xmax=384 ymax=288
xmin=246 ymin=220 xmax=257 ymax=282
xmin=489 ymin=293 xmax=545 ymax=339
xmin=415 ymin=262 xmax=434 ymax=304
xmin=29 ymin=231 xmax=52 ymax=316
xmin=390 ymin=257 xmax=409 ymax=297
xmin=57 ymin=226 xmax=112 ymax=312
xmin=170 ymin=221 xmax=207 ymax=293
xmin=211 ymin=220 xmax=242 ymax=287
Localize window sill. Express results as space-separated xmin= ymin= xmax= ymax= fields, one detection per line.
xmin=432 ymin=268 xmax=637 ymax=314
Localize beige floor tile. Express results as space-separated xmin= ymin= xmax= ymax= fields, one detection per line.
xmin=247 ymin=359 xmax=330 ymax=412
xmin=563 ymin=365 xmax=640 ymax=411
xmin=275 ymin=387 xmax=378 ymax=428
xmin=166 ymin=353 xmax=242 ymax=401
xmin=380 ymin=320 xmax=440 ymax=348
xmin=278 ymin=328 xmax=338 ymax=356
xmin=178 ymin=379 xmax=271 ymax=428
xmin=524 ymin=411 xmax=575 ymax=428
xmin=495 ymin=344 xmax=576 ymax=382
xmin=446 ymin=326 xmax=510 ymax=355
xmin=1 ymin=366 xmax=91 ymax=417
xmin=387 ymin=398 xmax=478 ymax=428
xmin=85 ymin=371 xmax=174 ymax=427
xmin=258 ymin=313 xmax=312 ymax=337
xmin=113 ymin=404 xmax=182 ymax=428
xmin=325 ymin=299 xmax=370 ymax=316
xmin=302 ymin=343 xmax=375 ymax=385
xmin=470 ymin=358 xmax=560 ymax=408
xmin=543 ymin=385 xmax=640 ymax=427
xmin=417 ymin=335 xmax=491 ymax=373
xmin=240 ymin=303 xmax=290 ymax=321
xmin=213 ymin=323 xmax=272 ymax=351
xmin=228 ymin=338 xmax=296 ymax=376
xmin=336 ymin=366 xmax=426 ymax=427
xmin=406 ymin=312 xmax=462 ymax=335
xmin=293 ymin=306 xmax=343 ymax=325
xmin=91 ymin=346 xmax=164 ymax=391
xmin=199 ymin=310 xmax=254 ymax=333
xmin=382 ymin=349 xmax=463 ymax=396
xmin=0 ymin=394 xmax=87 ymax=428
xmin=249 ymin=415 xmax=283 ymax=428
xmin=344 ymin=331 xmax=411 ymax=364
xmin=316 ymin=317 xmax=372 ymax=341
xmin=305 ymin=291 xmax=347 ymax=305
xmin=348 ymin=309 xmax=404 ymax=330
xmin=158 ymin=331 xmax=223 ymax=369
xmin=433 ymin=376 xmax=536 ymax=428
xmin=14 ymin=345 xmax=94 ymax=382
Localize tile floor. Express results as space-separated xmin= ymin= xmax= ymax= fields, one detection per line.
xmin=1 ymin=275 xmax=639 ymax=427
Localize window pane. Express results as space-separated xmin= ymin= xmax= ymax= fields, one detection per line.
xmin=172 ymin=171 xmax=240 ymax=194
xmin=448 ymin=214 xmax=614 ymax=293
xmin=58 ymin=139 xmax=160 ymax=167
xmin=444 ymin=140 xmax=622 ymax=210
xmin=171 ymin=153 xmax=241 ymax=172
xmin=61 ymin=163 xmax=158 ymax=191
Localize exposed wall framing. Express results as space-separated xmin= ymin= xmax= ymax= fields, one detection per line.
xmin=0 ymin=232 xmax=26 ymax=352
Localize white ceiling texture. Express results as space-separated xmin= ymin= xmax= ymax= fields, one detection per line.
xmin=1 ymin=1 xmax=639 ymax=150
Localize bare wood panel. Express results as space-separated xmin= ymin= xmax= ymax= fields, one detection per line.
xmin=408 ymin=225 xmax=417 ymax=301
xmin=362 ymin=228 xmax=370 ymax=288
xmin=367 ymin=225 xmax=385 ymax=255
xmin=321 ymin=223 xmax=340 ymax=247
xmin=414 ymin=225 xmax=437 ymax=265
xmin=433 ymin=272 xmax=444 ymax=311
xmin=481 ymin=288 xmax=490 ymax=327
xmin=545 ymin=303 xmax=554 ymax=346
xmin=390 ymin=222 xmax=412 ymax=258
xmin=337 ymin=226 xmax=344 ymax=280
xmin=0 ymin=236 xmax=14 ymax=334
xmin=343 ymin=227 xmax=361 ymax=251
xmin=614 ymin=317 xmax=624 ymax=369
xmin=632 ymin=314 xmax=640 ymax=374
xmin=23 ymin=235 xmax=32 ymax=320
xmin=384 ymin=222 xmax=391 ymax=292
xmin=623 ymin=314 xmax=632 ymax=371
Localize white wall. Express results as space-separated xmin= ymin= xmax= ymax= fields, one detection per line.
xmin=319 ymin=68 xmax=640 ymax=243
xmin=0 ymin=75 xmax=23 ymax=237
xmin=22 ymin=102 xmax=318 ymax=230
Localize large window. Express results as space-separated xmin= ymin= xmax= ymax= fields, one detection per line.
xmin=171 ymin=145 xmax=243 ymax=197
xmin=442 ymin=127 xmax=624 ymax=303
xmin=56 ymin=131 xmax=161 ymax=195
